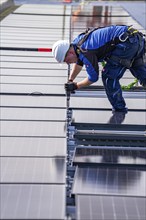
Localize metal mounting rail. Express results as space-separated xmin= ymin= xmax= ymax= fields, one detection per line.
xmin=71 ymin=122 xmax=146 ymax=132
xmin=71 ymin=90 xmax=146 ymax=99
xmin=76 ymin=130 xmax=145 ymax=136
xmin=76 ymin=145 xmax=146 ymax=151
xmin=75 ymin=138 xmax=146 ymax=147
xmin=74 ymin=132 xmax=146 ymax=142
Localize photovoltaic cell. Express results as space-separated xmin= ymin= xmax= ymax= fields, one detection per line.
xmin=1 ymin=184 xmax=66 ymax=219
xmin=72 ymin=167 xmax=146 ymax=196
xmin=76 ymin=195 xmax=146 ymax=220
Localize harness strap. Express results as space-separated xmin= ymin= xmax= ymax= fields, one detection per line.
xmin=77 ymin=27 xmax=101 ymax=53
xmin=76 ymin=26 xmax=144 ymax=59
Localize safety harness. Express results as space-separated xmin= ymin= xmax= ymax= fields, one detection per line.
xmin=76 ymin=25 xmax=145 ymax=63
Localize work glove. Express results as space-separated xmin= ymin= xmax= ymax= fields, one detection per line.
xmin=64 ymin=82 xmax=78 ymax=93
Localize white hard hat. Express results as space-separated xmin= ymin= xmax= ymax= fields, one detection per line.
xmin=52 ymin=40 xmax=70 ymax=63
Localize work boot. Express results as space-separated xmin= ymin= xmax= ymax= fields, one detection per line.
xmin=108 ymin=112 xmax=126 ymax=124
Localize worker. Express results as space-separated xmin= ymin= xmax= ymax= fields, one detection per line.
xmin=52 ymin=25 xmax=146 ymax=112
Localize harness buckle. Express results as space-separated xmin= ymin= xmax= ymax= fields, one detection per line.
xmin=119 ymin=32 xmax=128 ymax=42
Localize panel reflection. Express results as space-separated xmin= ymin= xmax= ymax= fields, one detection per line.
xmin=74 ymin=148 xmax=146 ymax=165
xmin=73 ymin=167 xmax=146 ymax=196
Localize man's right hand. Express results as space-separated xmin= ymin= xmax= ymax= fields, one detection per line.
xmin=64 ymin=82 xmax=78 ymax=93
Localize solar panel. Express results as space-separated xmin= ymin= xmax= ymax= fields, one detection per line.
xmin=70 ymin=96 xmax=146 ymax=110
xmin=14 ymin=4 xmax=72 ymax=15
xmin=1 ymin=11 xmax=71 ymax=29
xmin=72 ymin=167 xmax=146 ymax=196
xmin=1 ymin=184 xmax=66 ymax=219
xmin=0 ymin=27 xmax=70 ymax=41
xmin=0 ymin=136 xmax=66 ymax=157
xmin=0 ymin=121 xmax=66 ymax=137
xmin=1 ymin=39 xmax=58 ymax=47
xmin=0 ymin=107 xmax=66 ymax=121
xmin=72 ymin=5 xmax=129 ymax=16
xmin=1 ymin=62 xmax=68 ymax=69
xmin=74 ymin=147 xmax=146 ymax=166
xmin=1 ymin=157 xmax=66 ymax=183
xmin=76 ymin=195 xmax=146 ymax=220
xmin=0 ymin=68 xmax=68 ymax=77
xmin=71 ymin=17 xmax=142 ymax=36
xmin=0 ymin=84 xmax=66 ymax=95
xmin=0 ymin=35 xmax=65 ymax=43
xmin=0 ymin=95 xmax=67 ymax=108
xmin=71 ymin=110 xmax=146 ymax=125
xmin=2 ymin=13 xmax=70 ymax=23
xmin=0 ymin=76 xmax=67 ymax=85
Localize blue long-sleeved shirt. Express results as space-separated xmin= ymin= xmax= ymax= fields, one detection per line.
xmin=72 ymin=25 xmax=128 ymax=82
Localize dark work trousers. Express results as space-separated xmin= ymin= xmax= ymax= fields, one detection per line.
xmin=102 ymin=34 xmax=146 ymax=110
